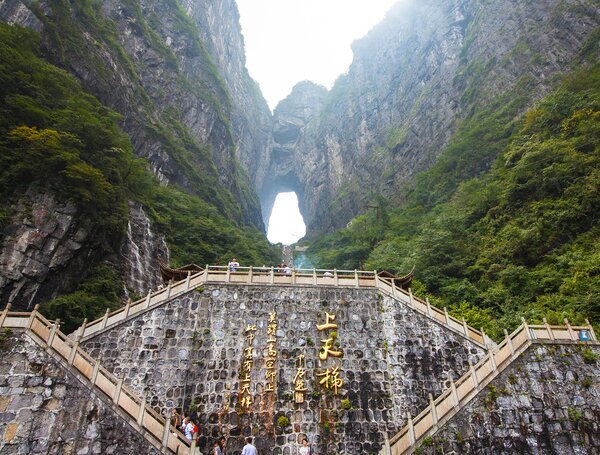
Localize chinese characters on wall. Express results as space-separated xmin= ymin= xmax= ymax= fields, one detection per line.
xmin=240 ymin=324 xmax=256 ymax=410
xmin=265 ymin=312 xmax=277 ymax=393
xmin=316 ymin=312 xmax=344 ymax=395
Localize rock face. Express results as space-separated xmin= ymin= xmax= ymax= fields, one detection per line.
xmin=261 ymin=0 xmax=600 ymax=232
xmin=413 ymin=343 xmax=600 ymax=454
xmin=120 ymin=202 xmax=169 ymax=298
xmin=0 ymin=331 xmax=160 ymax=454
xmin=0 ymin=191 xmax=95 ymax=311
xmin=81 ymin=284 xmax=486 ymax=454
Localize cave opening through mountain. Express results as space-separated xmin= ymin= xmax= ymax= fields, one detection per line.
xmin=266 ymin=192 xmax=306 ymax=245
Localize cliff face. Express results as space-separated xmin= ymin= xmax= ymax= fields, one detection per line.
xmin=263 ymin=0 xmax=599 ymax=233
xmin=0 ymin=0 xmax=272 ymax=310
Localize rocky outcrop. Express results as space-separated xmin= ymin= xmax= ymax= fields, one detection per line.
xmin=263 ymin=0 xmax=600 ymax=233
xmin=0 ymin=190 xmax=95 ymax=311
xmin=120 ymin=202 xmax=169 ymax=298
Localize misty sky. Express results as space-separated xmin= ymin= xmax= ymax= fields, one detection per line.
xmin=267 ymin=192 xmax=306 ymax=245
xmin=237 ymin=0 xmax=399 ymax=110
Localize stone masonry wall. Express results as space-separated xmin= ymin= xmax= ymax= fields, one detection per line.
xmin=0 ymin=330 xmax=160 ymax=455
xmin=81 ymin=284 xmax=486 ymax=455
xmin=414 ymin=343 xmax=600 ymax=455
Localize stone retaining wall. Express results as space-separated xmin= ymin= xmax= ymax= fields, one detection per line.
xmin=82 ymin=284 xmax=486 ymax=454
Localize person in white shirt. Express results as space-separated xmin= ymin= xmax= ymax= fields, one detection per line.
xmin=284 ymin=264 xmax=292 ymax=276
xmin=299 ymin=438 xmax=310 ymax=455
xmin=228 ymin=257 xmax=239 ymax=272
xmin=241 ymin=437 xmax=258 ymax=455
xmin=184 ymin=418 xmax=194 ymax=441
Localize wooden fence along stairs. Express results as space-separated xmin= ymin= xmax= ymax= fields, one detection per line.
xmin=380 ymin=318 xmax=598 ymax=455
xmin=1 ymin=265 xmax=595 ymax=454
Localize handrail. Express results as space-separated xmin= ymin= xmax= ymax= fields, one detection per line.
xmin=0 ymin=305 xmax=192 ymax=454
xmin=386 ymin=319 xmax=598 ymax=454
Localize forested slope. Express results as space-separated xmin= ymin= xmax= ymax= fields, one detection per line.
xmin=306 ymin=63 xmax=600 ymax=339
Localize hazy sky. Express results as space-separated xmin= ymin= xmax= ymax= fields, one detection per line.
xmin=237 ymin=0 xmax=399 ymax=110
xmin=267 ymin=192 xmax=306 ymax=245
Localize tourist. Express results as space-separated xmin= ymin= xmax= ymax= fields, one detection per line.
xmin=299 ymin=438 xmax=311 ymax=455
xmin=284 ymin=264 xmax=292 ymax=276
xmin=212 ymin=440 xmax=223 ymax=455
xmin=180 ymin=415 xmax=188 ymax=433
xmin=219 ymin=436 xmax=227 ymax=454
xmin=323 ymin=270 xmax=334 ymax=278
xmin=183 ymin=417 xmax=194 ymax=441
xmin=241 ymin=436 xmax=258 ymax=455
xmin=170 ymin=408 xmax=181 ymax=429
xmin=228 ymin=257 xmax=239 ymax=272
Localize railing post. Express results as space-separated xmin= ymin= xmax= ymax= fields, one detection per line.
xmin=189 ymin=438 xmax=196 ymax=454
xmin=543 ymin=318 xmax=555 ymax=340
xmin=585 ymin=319 xmax=597 ymax=341
xmin=113 ymin=378 xmax=123 ymax=404
xmin=291 ymin=268 xmax=296 ymax=284
xmin=137 ymin=393 xmax=146 ymax=426
xmin=270 ymin=266 xmax=275 ymax=284
xmin=480 ymin=328 xmax=487 ymax=348
xmin=425 ymin=298 xmax=432 ymax=317
xmin=448 ymin=374 xmax=459 ymax=409
xmin=248 ymin=266 xmax=253 ymax=284
xmin=468 ymin=359 xmax=479 ymax=387
xmin=391 ymin=279 xmax=397 ymax=298
xmin=124 ymin=298 xmax=132 ymax=318
xmin=429 ymin=393 xmax=438 ymax=426
xmin=313 ymin=268 xmax=317 ymax=285
xmin=409 ymin=288 xmax=415 ymax=307
xmin=166 ymin=280 xmax=173 ymax=298
xmin=564 ymin=319 xmax=576 ymax=341
xmin=226 ymin=266 xmax=231 ymax=282
xmin=444 ymin=307 xmax=450 ymax=325
xmin=68 ymin=318 xmax=86 ymax=365
xmin=204 ymin=264 xmax=210 ymax=284
xmin=0 ymin=303 xmax=11 ymax=328
xmin=185 ymin=271 xmax=192 ymax=289
xmin=162 ymin=413 xmax=171 ymax=449
xmin=47 ymin=319 xmax=60 ymax=349
xmin=27 ymin=304 xmax=40 ymax=329
xmin=144 ymin=290 xmax=152 ymax=309
xmin=91 ymin=359 xmax=101 ymax=384
xmin=521 ymin=317 xmax=531 ymax=339
xmin=101 ymin=308 xmax=110 ymax=329
xmin=462 ymin=318 xmax=469 ymax=336
xmin=354 ymin=270 xmax=359 ymax=287
xmin=504 ymin=329 xmax=515 ymax=356
xmin=406 ymin=412 xmax=416 ymax=445
xmin=334 ymin=268 xmax=339 ymax=286
xmin=489 ymin=351 xmax=497 ymax=371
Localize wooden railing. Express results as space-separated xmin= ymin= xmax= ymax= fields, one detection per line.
xmin=75 ymin=266 xmax=489 ymax=348
xmin=375 ymin=276 xmax=490 ymax=347
xmin=385 ymin=318 xmax=598 ymax=455
xmin=0 ymin=305 xmax=195 ymax=454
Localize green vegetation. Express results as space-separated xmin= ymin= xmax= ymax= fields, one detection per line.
xmin=340 ymin=398 xmax=351 ymax=410
xmin=276 ymin=415 xmax=290 ymax=428
xmin=0 ymin=22 xmax=276 ymax=328
xmin=581 ymin=347 xmax=598 ymax=363
xmin=307 ymin=64 xmax=600 ymax=340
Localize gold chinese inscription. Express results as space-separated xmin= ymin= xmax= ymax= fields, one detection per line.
xmin=316 ymin=312 xmax=344 ymax=395
xmin=264 ymin=311 xmax=277 ymax=393
xmin=240 ymin=324 xmax=257 ymax=411
xmin=293 ymin=354 xmax=308 ymax=403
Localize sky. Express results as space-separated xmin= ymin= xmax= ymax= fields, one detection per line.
xmin=236 ymin=0 xmax=400 ymax=110
xmin=267 ymin=192 xmax=306 ymax=245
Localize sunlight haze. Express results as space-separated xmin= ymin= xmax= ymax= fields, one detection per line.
xmin=237 ymin=0 xmax=400 ymax=110
xmin=267 ymin=192 xmax=306 ymax=245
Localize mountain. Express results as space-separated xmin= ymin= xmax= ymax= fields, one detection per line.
xmin=0 ymin=0 xmax=277 ymax=321
xmin=262 ymin=0 xmax=599 ymax=233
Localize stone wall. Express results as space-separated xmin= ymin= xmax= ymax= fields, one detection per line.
xmin=0 ymin=330 xmax=160 ymax=455
xmin=82 ymin=284 xmax=486 ymax=454
xmin=413 ymin=343 xmax=600 ymax=454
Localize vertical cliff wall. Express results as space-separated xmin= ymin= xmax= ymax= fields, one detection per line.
xmin=81 ymin=284 xmax=486 ymax=454
xmin=262 ymin=0 xmax=599 ymax=233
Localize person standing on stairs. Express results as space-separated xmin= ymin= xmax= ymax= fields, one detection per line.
xmin=241 ymin=437 xmax=258 ymax=455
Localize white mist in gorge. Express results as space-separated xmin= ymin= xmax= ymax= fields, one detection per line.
xmin=237 ymin=0 xmax=401 ymax=109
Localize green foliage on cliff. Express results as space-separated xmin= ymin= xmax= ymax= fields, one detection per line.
xmin=307 ymin=65 xmax=600 ymax=339
xmin=0 ymin=23 xmax=276 ymax=323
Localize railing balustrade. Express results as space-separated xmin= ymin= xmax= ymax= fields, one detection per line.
xmin=0 ymin=307 xmax=192 ymax=454
xmin=386 ymin=320 xmax=597 ymax=455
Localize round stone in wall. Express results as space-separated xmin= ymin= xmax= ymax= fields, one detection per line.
xmin=212 ymin=289 xmax=220 ymax=297
xmin=178 ymin=349 xmax=188 ymax=360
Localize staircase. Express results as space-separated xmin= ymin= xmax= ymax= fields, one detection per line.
xmin=381 ymin=318 xmax=598 ymax=455
xmin=0 ymin=306 xmax=194 ymax=454
xmin=73 ymin=266 xmax=490 ymax=348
